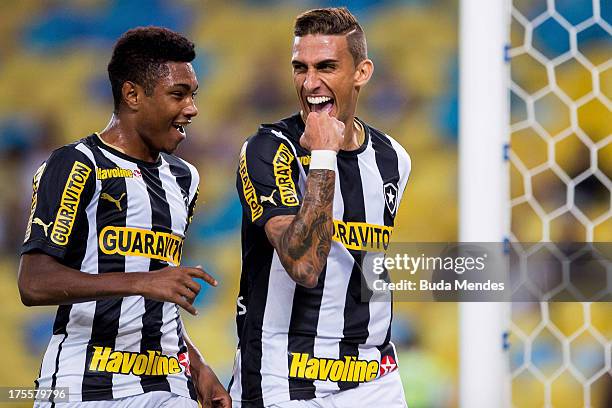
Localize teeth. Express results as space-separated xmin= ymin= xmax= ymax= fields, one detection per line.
xmin=307 ymin=96 xmax=332 ymax=105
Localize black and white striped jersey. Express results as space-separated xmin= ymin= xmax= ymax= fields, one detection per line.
xmin=232 ymin=113 xmax=411 ymax=407
xmin=21 ymin=133 xmax=199 ymax=403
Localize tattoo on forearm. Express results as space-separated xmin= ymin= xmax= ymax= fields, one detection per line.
xmin=278 ymin=169 xmax=335 ymax=285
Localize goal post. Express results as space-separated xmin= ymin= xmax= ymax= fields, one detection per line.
xmin=460 ymin=0 xmax=612 ymax=406
xmin=459 ymin=0 xmax=511 ymax=407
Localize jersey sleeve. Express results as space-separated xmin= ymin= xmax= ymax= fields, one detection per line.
xmin=186 ymin=167 xmax=199 ymax=231
xmin=397 ymin=148 xmax=411 ymax=204
xmin=390 ymin=137 xmax=411 ymax=205
xmin=22 ymin=146 xmax=96 ymax=259
xmin=236 ymin=130 xmax=302 ymax=227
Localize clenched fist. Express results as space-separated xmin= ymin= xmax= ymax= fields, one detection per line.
xmin=300 ymin=111 xmax=345 ymax=152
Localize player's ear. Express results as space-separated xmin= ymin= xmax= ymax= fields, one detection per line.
xmin=354 ymin=59 xmax=373 ymax=89
xmin=121 ymin=81 xmax=142 ymax=111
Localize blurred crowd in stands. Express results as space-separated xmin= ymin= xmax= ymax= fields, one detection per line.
xmin=0 ymin=0 xmax=609 ymax=406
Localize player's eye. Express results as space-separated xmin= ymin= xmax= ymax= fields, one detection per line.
xmin=192 ymin=91 xmax=198 ymax=99
xmin=171 ymin=91 xmax=184 ymax=98
xmin=292 ymin=64 xmax=306 ymax=73
xmin=318 ymin=64 xmax=336 ymax=72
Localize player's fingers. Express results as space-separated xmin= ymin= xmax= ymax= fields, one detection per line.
xmin=178 ymin=286 xmax=196 ymax=303
xmin=213 ymin=395 xmax=231 ymax=408
xmin=179 ymin=302 xmax=198 ymax=316
xmin=184 ymin=278 xmax=201 ymax=295
xmin=299 ymin=134 xmax=308 ymax=149
xmin=189 ymin=265 xmax=218 ymax=286
xmin=306 ymin=111 xmax=319 ymax=121
xmin=175 ymin=296 xmax=198 ymax=316
xmin=181 ymin=265 xmax=212 ymax=282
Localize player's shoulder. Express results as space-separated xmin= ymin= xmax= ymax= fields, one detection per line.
xmin=258 ymin=112 xmax=304 ymax=140
xmin=247 ymin=113 xmax=303 ymax=152
xmin=161 ymin=153 xmax=199 ymax=179
xmin=45 ymin=134 xmax=97 ymax=168
xmin=366 ymin=122 xmax=411 ymax=165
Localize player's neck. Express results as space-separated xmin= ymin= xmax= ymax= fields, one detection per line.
xmin=99 ymin=114 xmax=160 ymax=163
xmin=341 ymin=117 xmax=365 ymax=152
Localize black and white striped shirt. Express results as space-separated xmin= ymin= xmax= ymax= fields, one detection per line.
xmin=232 ymin=113 xmax=411 ymax=406
xmin=22 ymin=133 xmax=199 ymax=403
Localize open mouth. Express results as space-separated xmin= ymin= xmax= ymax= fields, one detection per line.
xmin=307 ymin=96 xmax=334 ymax=113
xmin=172 ymin=123 xmax=188 ymax=136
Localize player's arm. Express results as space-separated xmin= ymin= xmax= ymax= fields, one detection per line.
xmin=264 ymin=169 xmax=334 ymax=288
xmin=19 ymin=147 xmax=215 ymax=314
xmin=182 ymin=329 xmax=231 ymax=406
xmin=18 ymin=252 xmax=216 ymax=315
xmin=264 ymin=112 xmax=344 ymax=288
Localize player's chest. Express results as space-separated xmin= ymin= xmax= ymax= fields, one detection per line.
xmin=302 ymin=158 xmax=400 ymax=221
xmin=91 ymin=166 xmax=189 ymax=234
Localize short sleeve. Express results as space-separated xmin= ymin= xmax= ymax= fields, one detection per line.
xmin=186 ymin=186 xmax=199 ymax=230
xmin=22 ymin=146 xmax=96 ymax=259
xmin=184 ymin=162 xmax=200 ymax=230
xmin=236 ymin=131 xmax=302 ymax=227
xmin=385 ymin=134 xmax=411 ymax=206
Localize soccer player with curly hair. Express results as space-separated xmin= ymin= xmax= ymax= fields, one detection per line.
xmin=19 ymin=26 xmax=230 ymax=408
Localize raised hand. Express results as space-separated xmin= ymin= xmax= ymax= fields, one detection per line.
xmin=300 ymin=111 xmax=345 ymax=152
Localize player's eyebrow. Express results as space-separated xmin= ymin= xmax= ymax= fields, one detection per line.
xmin=314 ymin=59 xmax=338 ymax=68
xmin=171 ymin=83 xmax=199 ymax=92
xmin=291 ymin=59 xmax=338 ymax=67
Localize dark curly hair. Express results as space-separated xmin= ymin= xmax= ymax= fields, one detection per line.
xmin=294 ymin=7 xmax=367 ymax=64
xmin=108 ymin=26 xmax=195 ymax=112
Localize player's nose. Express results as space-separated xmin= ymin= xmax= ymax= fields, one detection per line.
xmin=303 ymin=68 xmax=322 ymax=92
xmin=183 ymin=99 xmax=198 ymax=119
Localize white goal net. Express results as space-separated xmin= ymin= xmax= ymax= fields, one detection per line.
xmin=508 ymin=0 xmax=611 ymax=406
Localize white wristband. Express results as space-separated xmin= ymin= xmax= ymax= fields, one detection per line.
xmin=309 ymin=150 xmax=337 ymax=171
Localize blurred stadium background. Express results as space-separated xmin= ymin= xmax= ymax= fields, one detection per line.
xmin=0 ymin=0 xmax=609 ymax=407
